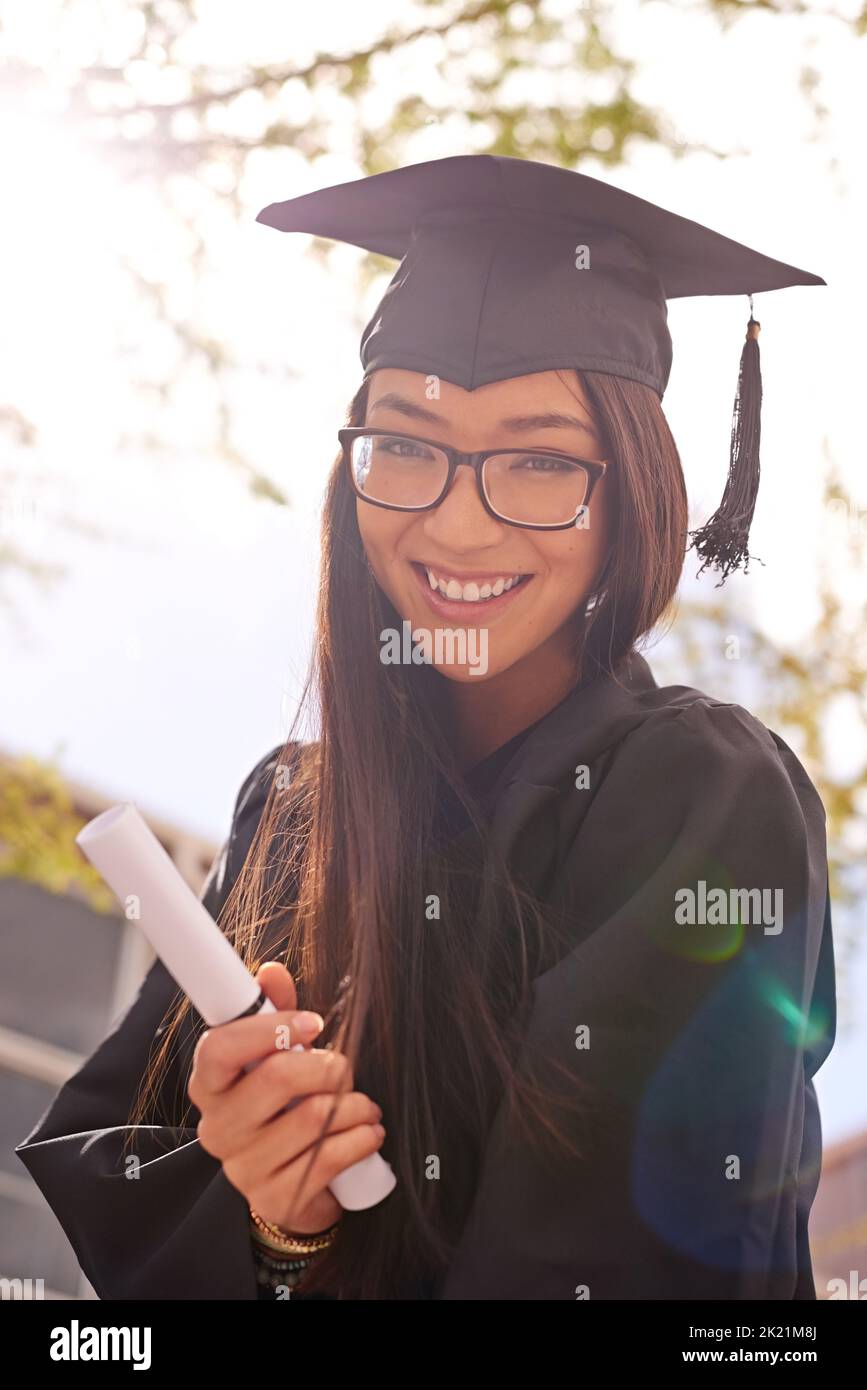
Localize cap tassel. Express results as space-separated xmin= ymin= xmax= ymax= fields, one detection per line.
xmin=689 ymin=296 xmax=764 ymax=584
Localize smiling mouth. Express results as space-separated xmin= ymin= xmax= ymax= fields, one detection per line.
xmin=411 ymin=561 xmax=533 ymax=604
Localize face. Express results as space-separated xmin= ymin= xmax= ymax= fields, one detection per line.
xmin=355 ymin=367 xmax=613 ymax=687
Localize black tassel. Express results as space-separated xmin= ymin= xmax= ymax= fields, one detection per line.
xmin=689 ymin=295 xmax=764 ymax=585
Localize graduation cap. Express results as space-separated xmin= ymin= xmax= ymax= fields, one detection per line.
xmin=255 ymin=155 xmax=825 ymax=582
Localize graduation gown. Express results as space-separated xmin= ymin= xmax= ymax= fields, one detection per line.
xmin=16 ymin=651 xmax=836 ymax=1299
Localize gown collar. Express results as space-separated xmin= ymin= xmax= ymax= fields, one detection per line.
xmin=445 ymin=650 xmax=660 ymax=871
xmin=480 ymin=649 xmax=659 ymax=804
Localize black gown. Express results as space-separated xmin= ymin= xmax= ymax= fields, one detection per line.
xmin=16 ymin=651 xmax=836 ymax=1299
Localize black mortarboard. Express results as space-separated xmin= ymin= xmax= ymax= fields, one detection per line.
xmin=256 ymin=154 xmax=825 ymax=582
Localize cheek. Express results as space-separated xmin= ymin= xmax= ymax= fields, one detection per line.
xmin=540 ymin=517 xmax=609 ymax=592
xmin=356 ymin=502 xmax=409 ymax=596
xmin=558 ymin=484 xmax=612 ymax=587
xmin=356 ymin=501 xmax=390 ymax=566
xmin=526 ymin=497 xmax=611 ymax=622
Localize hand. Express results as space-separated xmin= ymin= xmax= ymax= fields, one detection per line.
xmin=189 ymin=961 xmax=386 ymax=1235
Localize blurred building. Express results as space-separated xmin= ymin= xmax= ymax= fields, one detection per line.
xmin=810 ymin=1126 xmax=867 ymax=1300
xmin=0 ymin=755 xmax=217 ymax=1299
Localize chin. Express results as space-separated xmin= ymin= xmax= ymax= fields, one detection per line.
xmin=433 ymin=661 xmax=499 ymax=684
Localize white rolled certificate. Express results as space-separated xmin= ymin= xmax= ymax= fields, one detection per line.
xmin=76 ymin=801 xmax=397 ymax=1212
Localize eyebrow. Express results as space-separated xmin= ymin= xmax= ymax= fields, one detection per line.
xmin=367 ymin=391 xmax=597 ymax=439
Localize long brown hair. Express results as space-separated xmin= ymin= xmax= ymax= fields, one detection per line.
xmin=128 ymin=369 xmax=688 ymax=1299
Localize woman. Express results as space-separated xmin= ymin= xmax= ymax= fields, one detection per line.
xmin=17 ymin=156 xmax=836 ymax=1301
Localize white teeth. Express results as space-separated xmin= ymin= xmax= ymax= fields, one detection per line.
xmin=423 ymin=566 xmax=525 ymax=602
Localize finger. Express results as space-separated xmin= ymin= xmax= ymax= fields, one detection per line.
xmin=223 ymin=1091 xmax=383 ymax=1187
xmin=256 ymin=961 xmax=298 ymax=1013
xmin=189 ymin=1008 xmax=326 ymax=1105
xmin=195 ymin=1046 xmax=356 ymax=1153
xmin=253 ymin=1122 xmax=388 ymax=1218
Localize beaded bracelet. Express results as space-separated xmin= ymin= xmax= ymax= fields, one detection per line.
xmin=251 ymin=1240 xmax=320 ymax=1297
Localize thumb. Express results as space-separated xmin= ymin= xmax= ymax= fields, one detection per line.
xmin=256 ymin=960 xmax=298 ymax=1013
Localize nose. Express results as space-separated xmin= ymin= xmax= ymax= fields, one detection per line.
xmin=421 ymin=462 xmax=504 ymax=548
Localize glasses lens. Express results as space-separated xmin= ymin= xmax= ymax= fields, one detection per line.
xmin=350 ymin=433 xmax=449 ymax=509
xmin=484 ymin=452 xmax=590 ymax=525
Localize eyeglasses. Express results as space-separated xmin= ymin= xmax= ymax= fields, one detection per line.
xmin=338 ymin=428 xmax=609 ymax=531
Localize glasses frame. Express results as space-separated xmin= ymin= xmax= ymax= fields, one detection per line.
xmin=338 ymin=427 xmax=609 ymax=532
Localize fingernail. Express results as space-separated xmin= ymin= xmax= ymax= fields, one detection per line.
xmin=296 ymin=1011 xmax=325 ymax=1035
xmin=372 ymin=1124 xmax=386 ymax=1139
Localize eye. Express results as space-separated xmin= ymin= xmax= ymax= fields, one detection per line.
xmin=510 ymin=454 xmax=581 ymax=473
xmin=379 ymin=436 xmax=436 ymax=461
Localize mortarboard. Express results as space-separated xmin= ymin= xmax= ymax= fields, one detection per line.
xmin=255 ymin=154 xmax=825 ymax=583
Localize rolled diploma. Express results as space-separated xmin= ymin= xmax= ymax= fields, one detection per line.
xmin=75 ymin=801 xmax=396 ymax=1212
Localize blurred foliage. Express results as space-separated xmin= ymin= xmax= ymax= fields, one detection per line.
xmin=653 ymin=472 xmax=867 ymax=934
xmin=0 ymin=754 xmax=117 ymax=910
xmin=3 ymin=0 xmax=855 ymax=488
xmin=36 ymin=0 xmax=846 ymax=456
